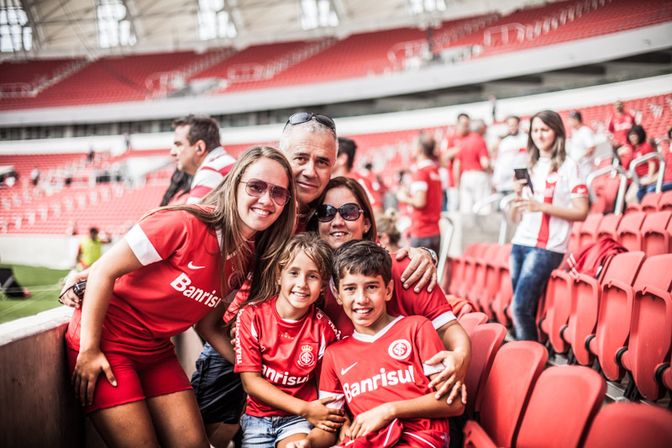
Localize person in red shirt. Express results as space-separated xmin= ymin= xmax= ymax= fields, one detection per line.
xmin=617 ymin=125 xmax=658 ymax=202
xmin=638 ymin=126 xmax=672 ymax=200
xmin=234 ymin=234 xmax=344 ymax=447
xmin=64 ymin=147 xmax=296 ymax=448
xmin=397 ymin=132 xmax=443 ymax=255
xmin=332 ymin=137 xmax=385 ymax=215
xmin=608 ymin=100 xmax=636 ymax=149
xmin=286 ymin=241 xmax=464 ymax=448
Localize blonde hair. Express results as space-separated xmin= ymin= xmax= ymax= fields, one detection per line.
xmin=166 ymin=146 xmax=296 ymax=299
xmin=376 ymin=210 xmax=401 ymax=246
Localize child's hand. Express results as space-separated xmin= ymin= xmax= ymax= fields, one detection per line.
xmin=426 ymin=350 xmax=468 ymax=405
xmin=347 ymin=403 xmax=394 ymax=440
xmin=302 ymin=397 xmax=346 ymax=432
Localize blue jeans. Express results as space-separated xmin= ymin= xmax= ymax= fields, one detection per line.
xmin=510 ymin=244 xmax=564 ymax=341
xmin=638 ymin=182 xmax=672 ymax=202
xmin=240 ymin=414 xmax=312 ymax=447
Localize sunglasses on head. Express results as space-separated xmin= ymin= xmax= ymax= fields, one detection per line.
xmin=241 ymin=179 xmax=291 ymax=206
xmin=284 ymin=112 xmax=336 ymax=133
xmin=317 ymin=203 xmax=364 ymax=222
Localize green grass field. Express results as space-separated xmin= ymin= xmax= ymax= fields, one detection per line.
xmin=0 ymin=264 xmax=70 ymax=324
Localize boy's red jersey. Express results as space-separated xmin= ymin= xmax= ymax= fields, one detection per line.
xmin=234 ymin=297 xmax=340 ymax=417
xmin=319 ymin=316 xmax=449 ymax=435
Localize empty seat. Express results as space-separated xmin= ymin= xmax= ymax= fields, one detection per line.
xmin=616 ymin=211 xmax=647 ymax=251
xmin=491 ymin=264 xmax=513 ymax=326
xmin=458 ymin=312 xmax=489 ymax=336
xmin=640 ymin=210 xmax=672 ymax=256
xmin=515 ymin=366 xmax=605 ymax=448
xmin=463 ymin=323 xmax=507 ymax=418
xmin=449 ymin=243 xmax=482 ymax=295
xmin=578 ymin=213 xmax=603 ymax=248
xmin=641 ymin=191 xmax=662 ymax=212
xmin=463 ymin=341 xmax=548 ymax=448
xmin=588 ymin=251 xmax=647 ymax=381
xmin=457 ymin=243 xmax=492 ymax=299
xmin=660 ymin=190 xmax=672 ymax=211
xmin=568 ymin=221 xmax=583 ymax=255
xmin=539 ymin=268 xmax=572 ymax=353
xmin=477 ymin=244 xmax=511 ymax=318
xmin=619 ymin=254 xmax=672 ymax=400
xmin=595 ymin=213 xmax=622 ymax=241
xmin=584 ymin=402 xmax=672 ymax=448
xmin=467 ymin=244 xmax=501 ymax=305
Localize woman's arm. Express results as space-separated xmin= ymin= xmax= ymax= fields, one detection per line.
xmin=521 ymin=195 xmax=589 ymax=222
xmin=194 ymin=293 xmax=237 ymax=363
xmin=239 ymin=372 xmax=345 ymax=431
xmin=73 ymin=240 xmax=143 ymax=406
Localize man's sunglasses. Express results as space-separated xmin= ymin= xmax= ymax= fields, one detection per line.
xmin=241 ymin=179 xmax=291 ymax=206
xmin=284 ymin=112 xmax=336 ymax=133
xmin=317 ymin=203 xmax=364 ymax=222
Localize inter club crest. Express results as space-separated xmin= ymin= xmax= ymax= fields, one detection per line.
xmin=297 ymin=344 xmax=316 ymax=368
xmin=388 ymin=339 xmax=412 ymax=360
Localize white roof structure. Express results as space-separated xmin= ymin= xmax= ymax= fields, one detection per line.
xmin=4 ymin=0 xmax=555 ymax=59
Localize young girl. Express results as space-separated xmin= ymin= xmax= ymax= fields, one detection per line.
xmin=509 ymin=110 xmax=589 ymax=341
xmin=234 ymin=233 xmax=345 ymax=448
xmin=65 ymin=146 xmax=295 ymax=448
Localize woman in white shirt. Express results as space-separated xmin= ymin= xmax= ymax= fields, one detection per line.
xmin=509 ymin=110 xmax=590 ymax=340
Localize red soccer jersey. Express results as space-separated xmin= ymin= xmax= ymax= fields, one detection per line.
xmin=455 ymin=132 xmax=489 ymax=173
xmin=608 ymin=112 xmax=635 ymax=147
xmin=66 ymin=209 xmax=244 ymax=354
xmin=234 ymin=297 xmax=341 ymax=417
xmin=408 ymin=160 xmax=442 ymax=238
xmin=321 ymin=257 xmax=455 ymax=336
xmin=319 ymin=316 xmax=450 ymax=436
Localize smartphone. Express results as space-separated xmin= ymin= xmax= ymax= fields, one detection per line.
xmin=514 ymin=168 xmax=534 ymax=194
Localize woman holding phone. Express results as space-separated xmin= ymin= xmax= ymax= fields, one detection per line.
xmin=509 ymin=110 xmax=589 ymax=341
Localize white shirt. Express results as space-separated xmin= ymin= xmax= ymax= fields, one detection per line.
xmin=492 ymin=132 xmax=528 ymax=192
xmin=187 ymin=146 xmax=236 ymax=204
xmin=512 ymin=157 xmax=588 ymax=253
xmin=568 ymin=126 xmax=596 ymax=179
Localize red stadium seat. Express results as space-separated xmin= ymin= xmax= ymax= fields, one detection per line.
xmin=467 ymin=244 xmax=501 ymax=305
xmin=457 ymin=243 xmax=491 ymax=299
xmin=539 ymin=268 xmax=572 ymax=353
xmin=595 ymin=213 xmax=622 ymax=241
xmin=619 ymin=254 xmax=672 ymax=400
xmin=616 ymin=211 xmax=647 ymax=251
xmin=578 ymin=213 xmax=603 ymax=248
xmin=584 ymin=402 xmax=672 ymax=448
xmin=515 ymin=366 xmax=605 ymax=448
xmin=568 ymin=221 xmax=583 ymax=255
xmin=448 ymin=243 xmax=481 ymax=296
xmin=641 ymin=191 xmax=663 ymax=212
xmin=588 ymin=251 xmax=647 ymax=381
xmin=458 ymin=312 xmax=489 ymax=336
xmin=477 ymin=244 xmax=511 ymax=318
xmin=640 ymin=211 xmax=672 ymax=256
xmin=563 ymin=252 xmax=641 ymax=366
xmin=491 ymin=264 xmax=513 ymax=327
xmin=463 ymin=341 xmax=547 ymax=448
xmin=660 ymin=190 xmax=672 ymax=211
xmin=463 ymin=323 xmax=507 ymax=418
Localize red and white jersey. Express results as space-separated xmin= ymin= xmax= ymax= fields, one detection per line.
xmin=321 ymin=257 xmax=455 ymax=336
xmin=234 ymin=297 xmax=340 ymax=417
xmin=492 ymin=132 xmax=528 ymax=192
xmin=409 ymin=160 xmax=442 ymax=238
xmin=319 ymin=316 xmax=449 ymax=436
xmin=608 ymin=112 xmax=635 ymax=147
xmin=66 ymin=209 xmax=244 ymax=354
xmin=187 ymin=146 xmax=236 ymax=204
xmin=512 ymin=158 xmax=588 ymax=253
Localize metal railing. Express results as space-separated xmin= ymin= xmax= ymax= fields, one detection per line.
xmin=628 ymin=151 xmax=666 ymax=193
xmin=498 ymin=193 xmax=517 ymax=244
xmin=437 ymin=213 xmax=455 ymax=286
xmin=586 ymin=164 xmax=628 ymax=214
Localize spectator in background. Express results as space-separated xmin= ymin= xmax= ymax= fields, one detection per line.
xmin=160 ymin=169 xmax=193 ymax=206
xmin=87 ymin=146 xmax=95 ymax=164
xmin=509 ymin=110 xmax=589 ymax=341
xmin=171 ymin=115 xmax=236 ymax=204
xmin=492 ymin=115 xmax=528 ymax=195
xmin=30 ymin=166 xmax=40 ymax=187
xmin=76 ymin=227 xmax=109 ymax=270
xmin=331 ymin=137 xmax=384 ymax=213
xmin=608 ymin=100 xmax=635 ymax=149
xmin=451 ymin=113 xmax=490 ymax=213
xmin=618 ymin=125 xmax=658 ymax=202
xmin=376 ymin=210 xmax=402 ymax=253
xmin=567 ymin=110 xmax=596 ymax=180
xmin=397 ymin=132 xmax=443 ymax=255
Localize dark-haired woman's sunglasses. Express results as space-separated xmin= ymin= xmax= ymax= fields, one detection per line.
xmin=284 ymin=112 xmax=336 ymax=133
xmin=241 ymin=179 xmax=291 ymax=206
xmin=317 ymin=203 xmax=364 ymax=222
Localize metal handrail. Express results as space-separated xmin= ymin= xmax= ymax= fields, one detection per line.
xmin=586 ymin=164 xmax=628 ymax=215
xmin=437 ymin=213 xmax=455 ymax=286
xmin=628 ymin=151 xmax=666 ymax=193
xmin=497 ymin=193 xmax=516 ymax=244
xmin=472 ymin=192 xmax=504 ymax=215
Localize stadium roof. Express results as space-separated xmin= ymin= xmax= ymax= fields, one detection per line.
xmin=4 ymin=0 xmax=555 ymax=59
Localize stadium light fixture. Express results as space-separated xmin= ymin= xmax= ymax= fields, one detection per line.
xmin=0 ymin=1 xmax=32 ymax=53
xmin=198 ymin=0 xmax=238 ymax=41
xmin=408 ymin=0 xmax=447 ymax=15
xmin=300 ymin=0 xmax=339 ymax=30
xmin=96 ymin=0 xmax=137 ymax=49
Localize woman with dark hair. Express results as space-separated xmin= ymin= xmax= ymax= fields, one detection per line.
xmin=509 ymin=110 xmax=589 ymax=341
xmin=617 ymin=125 xmax=659 ymax=202
xmin=307 ymin=176 xmax=471 ymax=404
xmin=64 ymin=146 xmax=296 ymax=447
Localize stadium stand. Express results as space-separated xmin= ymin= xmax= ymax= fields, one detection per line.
xmin=584 ymin=402 xmax=672 ymax=448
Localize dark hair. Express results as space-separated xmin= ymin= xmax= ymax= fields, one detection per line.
xmin=667 ymin=127 xmax=672 ymax=140
xmin=628 ymin=125 xmax=647 ymax=146
xmin=457 ymin=113 xmax=470 ymax=121
xmin=172 ymin=115 xmax=221 ymax=152
xmin=418 ymin=132 xmax=436 ymax=158
xmin=307 ymin=176 xmax=377 ymax=242
xmin=528 ymin=110 xmax=566 ymax=172
xmin=332 ymin=240 xmax=392 ymax=290
xmin=569 ymin=110 xmax=583 ymax=122
xmin=337 ymin=137 xmax=358 ymax=171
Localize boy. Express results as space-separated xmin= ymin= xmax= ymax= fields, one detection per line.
xmin=289 ymin=240 xmax=464 ymax=448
